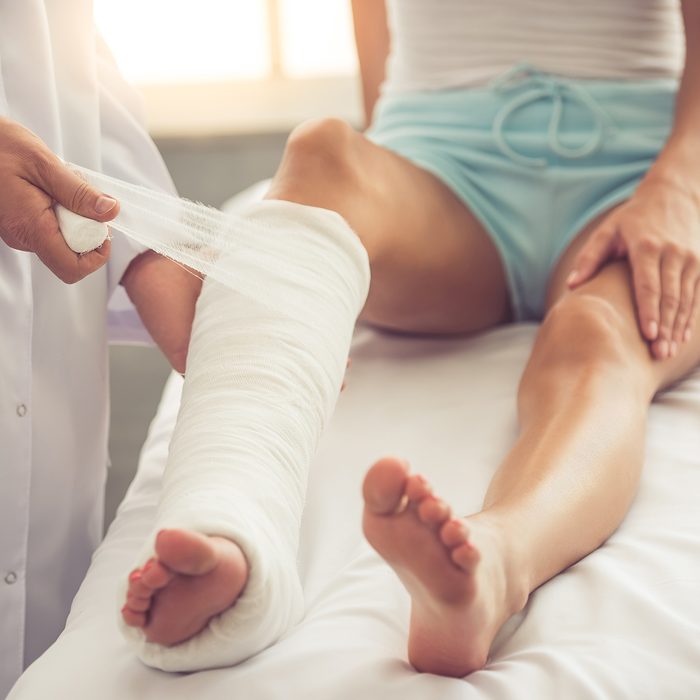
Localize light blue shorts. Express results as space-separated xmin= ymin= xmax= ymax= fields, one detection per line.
xmin=367 ymin=65 xmax=677 ymax=320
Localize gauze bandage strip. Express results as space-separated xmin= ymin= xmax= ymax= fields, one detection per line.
xmin=110 ymin=195 xmax=369 ymax=671
xmin=58 ymin=165 xmax=349 ymax=322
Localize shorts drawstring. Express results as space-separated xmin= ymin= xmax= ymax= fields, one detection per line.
xmin=490 ymin=63 xmax=613 ymax=167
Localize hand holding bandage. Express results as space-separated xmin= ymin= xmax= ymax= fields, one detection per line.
xmin=0 ymin=116 xmax=117 ymax=281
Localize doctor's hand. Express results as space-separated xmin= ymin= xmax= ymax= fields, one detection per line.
xmin=567 ymin=177 xmax=700 ymax=361
xmin=0 ymin=116 xmax=119 ymax=283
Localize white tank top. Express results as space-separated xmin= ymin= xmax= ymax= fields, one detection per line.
xmin=383 ymin=0 xmax=685 ymax=94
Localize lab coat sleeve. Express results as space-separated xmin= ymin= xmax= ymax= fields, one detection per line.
xmin=95 ymin=33 xmax=179 ymax=343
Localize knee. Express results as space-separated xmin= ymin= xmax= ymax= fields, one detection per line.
xmin=522 ymin=294 xmax=642 ymax=392
xmin=268 ymin=118 xmax=361 ymax=205
xmin=537 ymin=294 xmax=632 ymax=368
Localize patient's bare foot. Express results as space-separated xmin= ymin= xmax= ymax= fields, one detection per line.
xmin=362 ymin=458 xmax=527 ymax=677
xmin=121 ymin=529 xmax=248 ymax=646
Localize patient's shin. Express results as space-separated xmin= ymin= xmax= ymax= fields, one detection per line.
xmin=120 ymin=200 xmax=370 ymax=671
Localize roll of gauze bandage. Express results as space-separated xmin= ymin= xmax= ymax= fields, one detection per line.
xmin=120 ymin=200 xmax=370 ymax=671
xmin=55 ymin=205 xmax=110 ymax=253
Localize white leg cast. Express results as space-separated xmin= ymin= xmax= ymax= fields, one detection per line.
xmin=119 ymin=200 xmax=370 ymax=671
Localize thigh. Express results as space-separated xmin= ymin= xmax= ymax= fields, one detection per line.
xmin=545 ymin=207 xmax=700 ymax=391
xmin=267 ymin=119 xmax=511 ymax=334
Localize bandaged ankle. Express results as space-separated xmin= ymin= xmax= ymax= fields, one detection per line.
xmin=113 ymin=199 xmax=369 ymax=672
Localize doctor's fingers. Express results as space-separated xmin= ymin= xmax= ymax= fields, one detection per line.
xmin=27 ymin=150 xmax=120 ymax=222
xmin=34 ymin=218 xmax=112 ymax=284
xmin=0 ymin=184 xmax=111 ymax=283
xmin=0 ymin=116 xmax=119 ymax=222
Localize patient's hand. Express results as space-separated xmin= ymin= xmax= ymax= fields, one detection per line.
xmin=566 ymin=177 xmax=700 ymax=360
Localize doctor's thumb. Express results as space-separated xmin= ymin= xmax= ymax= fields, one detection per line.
xmin=36 ymin=156 xmax=119 ymax=223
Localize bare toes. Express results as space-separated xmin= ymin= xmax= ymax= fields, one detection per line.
xmin=125 ymin=594 xmax=151 ymax=612
xmin=121 ymin=607 xmax=147 ymax=628
xmin=128 ymin=572 xmax=155 ymax=599
xmin=451 ymin=542 xmax=480 ymax=571
xmin=141 ymin=560 xmax=174 ymax=589
xmin=155 ymin=530 xmax=220 ymax=577
xmin=440 ymin=519 xmax=469 ymax=548
xmin=405 ymin=474 xmax=433 ymax=503
xmin=417 ymin=496 xmax=452 ymax=527
xmin=362 ymin=457 xmax=410 ymax=515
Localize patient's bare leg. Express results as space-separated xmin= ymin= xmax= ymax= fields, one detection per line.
xmin=266 ymin=118 xmax=511 ymax=334
xmin=120 ymin=117 xmax=510 ymax=649
xmin=363 ymin=210 xmax=700 ymax=677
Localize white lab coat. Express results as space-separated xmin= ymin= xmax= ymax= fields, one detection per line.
xmin=0 ymin=1 xmax=175 ymax=695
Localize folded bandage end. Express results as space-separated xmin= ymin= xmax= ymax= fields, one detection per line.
xmin=55 ymin=205 xmax=110 ymax=254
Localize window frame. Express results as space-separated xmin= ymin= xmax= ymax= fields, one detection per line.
xmin=138 ymin=75 xmax=362 ymax=137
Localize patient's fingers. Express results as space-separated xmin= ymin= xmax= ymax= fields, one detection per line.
xmin=672 ymin=264 xmax=699 ymax=346
xmin=685 ymin=278 xmax=700 ymax=343
xmin=567 ymin=225 xmax=617 ymax=288
xmin=656 ymin=251 xmax=683 ymax=358
xmin=629 ymin=243 xmax=662 ymax=344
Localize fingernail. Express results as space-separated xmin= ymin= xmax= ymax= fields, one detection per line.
xmin=94 ymin=195 xmax=117 ymax=214
xmin=648 ymin=321 xmax=659 ymax=339
xmin=128 ymin=570 xmax=141 ymax=583
xmin=142 ymin=558 xmax=155 ymax=572
xmin=670 ymin=341 xmax=678 ymax=357
xmin=566 ymin=271 xmax=578 ymax=286
xmin=657 ymin=339 xmax=669 ymax=358
xmin=684 ymin=328 xmax=692 ymax=343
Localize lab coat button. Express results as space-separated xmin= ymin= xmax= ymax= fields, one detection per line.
xmin=4 ymin=572 xmax=17 ymax=585
xmin=16 ymin=404 xmax=27 ymax=417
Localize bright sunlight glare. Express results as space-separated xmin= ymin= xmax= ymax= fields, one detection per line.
xmin=279 ymin=0 xmax=358 ymax=78
xmin=94 ymin=0 xmax=271 ymax=84
xmin=94 ymin=0 xmax=357 ymax=84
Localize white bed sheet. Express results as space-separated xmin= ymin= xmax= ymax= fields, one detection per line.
xmin=9 ymin=324 xmax=700 ymax=700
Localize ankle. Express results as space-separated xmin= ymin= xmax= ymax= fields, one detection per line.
xmin=465 ymin=514 xmax=530 ymax=616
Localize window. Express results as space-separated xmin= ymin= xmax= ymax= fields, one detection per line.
xmin=94 ymin=0 xmax=361 ymax=135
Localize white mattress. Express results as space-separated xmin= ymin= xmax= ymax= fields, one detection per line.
xmin=9 ymin=324 xmax=700 ymax=699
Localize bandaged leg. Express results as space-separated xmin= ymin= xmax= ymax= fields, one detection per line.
xmin=119 ymin=200 xmax=370 ymax=671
